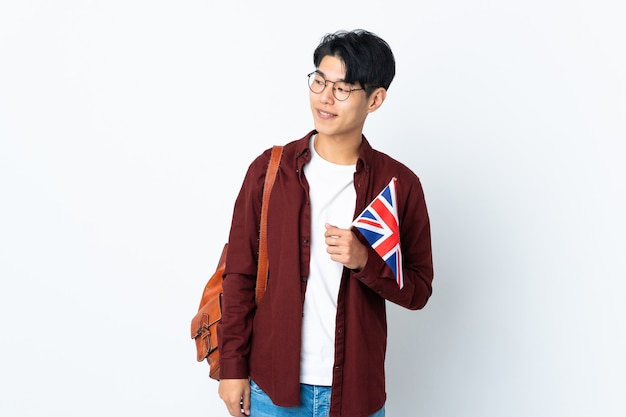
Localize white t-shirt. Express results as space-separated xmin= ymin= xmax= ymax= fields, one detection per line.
xmin=300 ymin=136 xmax=356 ymax=385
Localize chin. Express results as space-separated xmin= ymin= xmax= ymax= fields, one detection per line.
xmin=312 ymin=121 xmax=335 ymax=137
xmin=313 ymin=127 xmax=333 ymax=138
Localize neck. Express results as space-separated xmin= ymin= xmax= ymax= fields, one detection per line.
xmin=314 ymin=133 xmax=361 ymax=165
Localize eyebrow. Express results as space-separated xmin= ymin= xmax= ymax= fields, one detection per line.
xmin=314 ymin=69 xmax=348 ymax=83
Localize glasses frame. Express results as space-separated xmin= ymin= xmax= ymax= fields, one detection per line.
xmin=307 ymin=71 xmax=365 ymax=101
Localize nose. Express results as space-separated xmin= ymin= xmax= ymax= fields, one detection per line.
xmin=319 ymin=81 xmax=335 ymax=103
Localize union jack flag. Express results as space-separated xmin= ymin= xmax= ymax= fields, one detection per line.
xmin=352 ymin=177 xmax=403 ymax=288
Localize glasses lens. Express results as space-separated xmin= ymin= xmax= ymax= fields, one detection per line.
xmin=308 ymin=73 xmax=325 ymax=93
xmin=333 ymin=81 xmax=350 ymax=101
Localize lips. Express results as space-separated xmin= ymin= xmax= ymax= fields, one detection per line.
xmin=317 ymin=109 xmax=336 ymax=119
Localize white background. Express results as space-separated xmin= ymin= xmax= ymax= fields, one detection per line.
xmin=1 ymin=1 xmax=625 ymax=416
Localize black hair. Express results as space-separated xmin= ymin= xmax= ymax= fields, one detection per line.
xmin=313 ymin=29 xmax=396 ymax=94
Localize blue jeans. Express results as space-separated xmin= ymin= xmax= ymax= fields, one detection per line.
xmin=250 ymin=379 xmax=385 ymax=417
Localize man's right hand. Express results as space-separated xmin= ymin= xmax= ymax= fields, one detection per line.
xmin=218 ymin=378 xmax=251 ymax=416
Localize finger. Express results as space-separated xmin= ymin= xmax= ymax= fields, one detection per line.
xmin=325 ymin=226 xmax=345 ymax=241
xmin=324 ymin=223 xmax=340 ymax=236
xmin=326 ymin=236 xmax=345 ymax=249
xmin=231 ymin=399 xmax=243 ymax=416
xmin=242 ymin=391 xmax=251 ymax=416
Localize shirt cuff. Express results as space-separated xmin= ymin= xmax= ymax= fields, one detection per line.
xmin=218 ymin=357 xmax=249 ymax=380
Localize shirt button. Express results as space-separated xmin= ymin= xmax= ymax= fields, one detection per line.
xmin=301 ymin=276 xmax=308 ymax=282
xmin=303 ymin=237 xmax=309 ymax=244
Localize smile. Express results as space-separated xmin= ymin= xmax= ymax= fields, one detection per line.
xmin=317 ymin=109 xmax=336 ymax=119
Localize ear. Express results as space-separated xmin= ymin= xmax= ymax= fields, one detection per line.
xmin=367 ymin=87 xmax=387 ymax=113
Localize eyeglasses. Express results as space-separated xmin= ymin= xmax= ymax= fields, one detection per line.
xmin=307 ymin=71 xmax=365 ymax=101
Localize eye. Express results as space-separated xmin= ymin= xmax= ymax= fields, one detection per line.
xmin=313 ymin=76 xmax=325 ymax=86
xmin=335 ymin=83 xmax=350 ymax=93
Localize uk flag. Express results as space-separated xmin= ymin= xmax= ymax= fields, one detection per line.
xmin=352 ymin=177 xmax=403 ymax=288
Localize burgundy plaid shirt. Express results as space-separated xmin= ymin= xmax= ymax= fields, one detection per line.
xmin=218 ymin=130 xmax=433 ymax=417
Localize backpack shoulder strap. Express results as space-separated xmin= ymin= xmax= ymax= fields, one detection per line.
xmin=255 ymin=145 xmax=283 ymax=305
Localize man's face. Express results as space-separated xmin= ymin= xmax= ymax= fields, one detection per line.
xmin=309 ymin=55 xmax=372 ymax=141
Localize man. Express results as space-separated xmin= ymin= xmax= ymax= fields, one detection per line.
xmin=217 ymin=29 xmax=433 ymax=417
